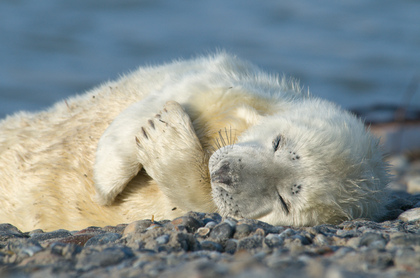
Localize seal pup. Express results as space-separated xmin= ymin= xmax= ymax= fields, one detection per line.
xmin=0 ymin=53 xmax=389 ymax=231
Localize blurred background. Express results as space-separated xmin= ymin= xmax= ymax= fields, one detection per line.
xmin=0 ymin=0 xmax=419 ymax=120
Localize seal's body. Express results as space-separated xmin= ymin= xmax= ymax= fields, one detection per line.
xmin=0 ymin=54 xmax=389 ymax=231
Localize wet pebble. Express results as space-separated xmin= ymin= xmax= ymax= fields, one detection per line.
xmin=171 ymin=216 xmax=202 ymax=233
xmin=238 ymin=235 xmax=263 ymax=251
xmin=196 ymin=227 xmax=210 ymax=237
xmin=407 ymin=176 xmax=420 ymax=193
xmin=76 ymin=246 xmax=134 ymax=271
xmin=234 ymin=224 xmax=252 ymax=239
xmin=123 ymin=219 xmax=154 ymax=236
xmin=84 ymin=232 xmax=121 ymax=246
xmin=398 ymin=207 xmax=420 ymax=222
xmin=155 ymin=234 xmax=169 ymax=245
xmin=30 ymin=229 xmax=73 ymax=242
xmin=200 ymin=240 xmax=223 ymax=252
xmin=209 ymin=222 xmax=234 ymax=241
xmin=0 ymin=224 xmax=27 ymax=242
xmin=264 ymin=234 xmax=284 ymax=248
xmin=0 ymin=216 xmax=419 ymax=278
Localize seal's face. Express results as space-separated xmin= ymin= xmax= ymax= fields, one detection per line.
xmin=209 ymin=107 xmax=388 ymax=226
xmin=209 ymin=125 xmax=313 ymax=226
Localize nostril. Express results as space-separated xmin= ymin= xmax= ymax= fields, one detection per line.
xmin=211 ymin=161 xmax=233 ymax=186
xmin=218 ymin=161 xmax=230 ymax=172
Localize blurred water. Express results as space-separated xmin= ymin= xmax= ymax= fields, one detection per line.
xmin=1 ymin=0 xmax=419 ymax=119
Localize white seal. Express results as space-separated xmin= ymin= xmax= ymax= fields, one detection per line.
xmin=0 ymin=53 xmax=389 ymax=231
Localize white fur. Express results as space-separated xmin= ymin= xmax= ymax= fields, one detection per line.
xmin=0 ymin=53 xmax=389 ymax=231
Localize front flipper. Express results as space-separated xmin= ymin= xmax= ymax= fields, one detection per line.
xmin=135 ymin=101 xmax=216 ymax=212
xmin=94 ymin=137 xmax=142 ymax=205
xmin=93 ymin=100 xmax=155 ymax=205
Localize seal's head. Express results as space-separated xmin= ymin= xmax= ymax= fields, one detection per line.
xmin=209 ymin=99 xmax=389 ymax=226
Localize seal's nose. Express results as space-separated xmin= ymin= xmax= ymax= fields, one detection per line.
xmin=210 ymin=161 xmax=233 ymax=186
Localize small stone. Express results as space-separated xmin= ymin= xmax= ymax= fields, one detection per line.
xmin=123 ymin=220 xmax=153 ymax=236
xmin=172 ymin=232 xmax=200 ymax=252
xmin=205 ymin=221 xmax=217 ymax=228
xmin=253 ymin=228 xmax=265 ymax=237
xmin=223 ymin=218 xmax=237 ymax=228
xmin=28 ymin=229 xmax=44 ymax=236
xmin=30 ymin=229 xmax=73 ymax=242
xmin=234 ymin=224 xmax=252 ymax=239
xmin=209 ymin=223 xmax=234 ymax=241
xmin=18 ymin=250 xmax=60 ymax=266
xmin=336 ymin=229 xmax=359 ymax=238
xmin=196 ymin=227 xmax=210 ymax=237
xmin=84 ymin=233 xmax=122 ymax=247
xmin=398 ymin=207 xmax=420 ymax=222
xmin=238 ymin=235 xmax=263 ymax=251
xmin=264 ymin=234 xmax=284 ymax=248
xmin=224 ymin=239 xmax=238 ymax=254
xmin=202 ymin=218 xmax=216 ymax=226
xmin=76 ymin=246 xmax=134 ymax=271
xmin=5 ymin=240 xmax=43 ymax=260
xmin=74 ymin=226 xmax=105 ymax=235
xmin=407 ymin=176 xmax=420 ymax=193
xmin=279 ymin=228 xmax=296 ymax=238
xmin=58 ymin=234 xmax=96 ymax=246
xmin=394 ymin=247 xmax=420 ymax=269
xmin=19 ymin=243 xmax=44 ymax=257
xmin=200 ymin=241 xmax=223 ymax=252
xmin=204 ymin=213 xmax=222 ymax=223
xmin=311 ymin=225 xmax=337 ymax=236
xmin=389 ymin=234 xmax=420 ymax=246
xmin=50 ymin=242 xmax=82 ymax=258
xmin=0 ymin=224 xmax=27 ymax=241
xmin=388 ymin=155 xmax=409 ymax=175
xmin=294 ymin=234 xmax=312 ymax=245
xmin=359 ymin=233 xmax=387 ymax=248
xmin=0 ymin=223 xmax=23 ymax=234
xmin=146 ymin=223 xmax=163 ymax=231
xmin=313 ymin=234 xmax=331 ymax=246
xmin=155 ymin=234 xmax=170 ymax=245
xmin=103 ymin=224 xmax=128 ymax=234
xmin=171 ymin=216 xmax=202 ymax=233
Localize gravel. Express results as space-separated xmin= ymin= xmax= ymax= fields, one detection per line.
xmin=0 ymin=154 xmax=419 ymax=278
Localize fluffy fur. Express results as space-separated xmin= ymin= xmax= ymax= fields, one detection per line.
xmin=0 ymin=53 xmax=389 ymax=231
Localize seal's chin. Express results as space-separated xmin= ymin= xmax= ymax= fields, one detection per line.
xmin=211 ymin=183 xmax=241 ymax=218
xmin=211 ymin=180 xmax=275 ymax=221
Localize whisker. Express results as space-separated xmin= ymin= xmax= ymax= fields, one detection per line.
xmin=211 ymin=127 xmax=239 ymax=159
xmin=215 ymin=137 xmax=221 ymax=150
xmin=218 ymin=130 xmax=227 ymax=148
xmin=224 ymin=127 xmax=230 ymax=145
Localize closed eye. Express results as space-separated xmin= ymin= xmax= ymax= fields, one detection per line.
xmin=277 ymin=191 xmax=290 ymax=214
xmin=272 ymin=135 xmax=283 ymax=152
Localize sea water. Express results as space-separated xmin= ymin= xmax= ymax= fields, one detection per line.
xmin=0 ymin=0 xmax=419 ymax=119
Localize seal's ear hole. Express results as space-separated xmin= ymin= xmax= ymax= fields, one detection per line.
xmin=272 ymin=135 xmax=284 ymax=151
